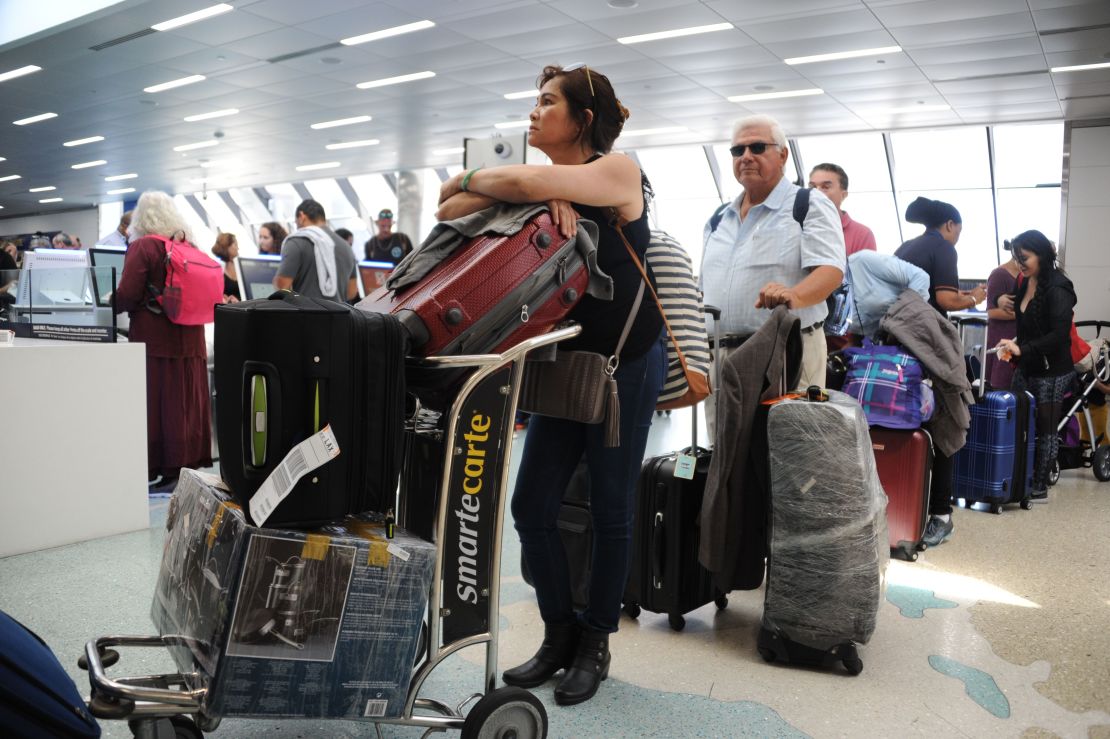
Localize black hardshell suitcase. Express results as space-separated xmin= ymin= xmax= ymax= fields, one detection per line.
xmin=623 ymin=306 xmax=726 ymax=631
xmin=214 ymin=293 xmax=407 ymax=527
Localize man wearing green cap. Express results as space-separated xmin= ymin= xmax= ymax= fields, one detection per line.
xmin=364 ymin=208 xmax=413 ymax=265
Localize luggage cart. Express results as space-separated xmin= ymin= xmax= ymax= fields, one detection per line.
xmin=79 ymin=325 xmax=581 ymax=739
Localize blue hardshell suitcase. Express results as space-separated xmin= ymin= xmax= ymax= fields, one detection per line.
xmin=0 ymin=609 xmax=101 ymax=737
xmin=952 ymin=390 xmax=1035 ymax=509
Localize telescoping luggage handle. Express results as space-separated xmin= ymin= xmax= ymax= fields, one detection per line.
xmin=952 ymin=312 xmax=989 ymax=399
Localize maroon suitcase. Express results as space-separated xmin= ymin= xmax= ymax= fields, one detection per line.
xmin=870 ymin=427 xmax=933 ymax=561
xmin=357 ymin=211 xmax=588 ymax=359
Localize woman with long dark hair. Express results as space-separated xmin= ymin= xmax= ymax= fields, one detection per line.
xmin=438 ymin=63 xmax=664 ymax=706
xmin=995 ymin=230 xmax=1077 ymax=501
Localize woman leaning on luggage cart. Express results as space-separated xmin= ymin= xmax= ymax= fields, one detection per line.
xmin=995 ymin=230 xmax=1078 ymax=502
xmin=438 ymin=64 xmax=665 ymax=706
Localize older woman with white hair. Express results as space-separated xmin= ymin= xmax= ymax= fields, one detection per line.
xmin=115 ymin=191 xmax=212 ymax=492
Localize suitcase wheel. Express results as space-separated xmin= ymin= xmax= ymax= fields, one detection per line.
xmin=991 ymin=504 xmax=1003 ymax=515
xmin=757 ymin=646 xmax=776 ymax=663
xmin=622 ymin=602 xmax=641 ymax=619
xmin=129 ymin=716 xmax=204 ymax=739
xmin=668 ymin=614 xmax=686 ymax=631
xmin=714 ymin=594 xmax=728 ymax=610
xmin=839 ymin=644 xmax=864 ymax=676
xmin=1020 ymin=498 xmax=1033 ymax=511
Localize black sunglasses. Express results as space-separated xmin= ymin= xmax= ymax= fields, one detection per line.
xmin=730 ymin=142 xmax=779 ymax=157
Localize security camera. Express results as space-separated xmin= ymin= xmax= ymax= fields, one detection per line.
xmin=493 ymin=141 xmax=513 ymax=158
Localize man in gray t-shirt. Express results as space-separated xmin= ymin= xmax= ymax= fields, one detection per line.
xmin=275 ymin=199 xmax=357 ymax=303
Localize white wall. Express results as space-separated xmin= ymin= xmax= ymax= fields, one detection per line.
xmin=1063 ymin=124 xmax=1110 ymax=323
xmin=0 ymin=208 xmax=100 ymax=245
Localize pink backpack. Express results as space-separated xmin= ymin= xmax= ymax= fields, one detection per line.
xmin=148 ymin=234 xmax=224 ymax=325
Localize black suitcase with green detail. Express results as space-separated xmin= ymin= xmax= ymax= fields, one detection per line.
xmin=214 ymin=292 xmax=407 ymax=527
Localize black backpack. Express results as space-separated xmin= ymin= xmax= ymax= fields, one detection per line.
xmin=708 ymin=186 xmax=810 ymax=234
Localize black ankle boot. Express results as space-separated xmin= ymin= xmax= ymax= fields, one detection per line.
xmin=554 ymin=628 xmax=610 ymax=706
xmin=502 ymin=621 xmax=580 ymax=688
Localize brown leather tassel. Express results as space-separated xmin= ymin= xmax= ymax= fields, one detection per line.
xmin=604 ymin=376 xmax=620 ymax=447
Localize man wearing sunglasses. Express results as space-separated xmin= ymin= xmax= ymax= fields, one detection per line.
xmin=701 ymin=114 xmax=846 ymax=393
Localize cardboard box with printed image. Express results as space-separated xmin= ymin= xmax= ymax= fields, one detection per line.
xmin=152 ymin=469 xmax=436 ymax=720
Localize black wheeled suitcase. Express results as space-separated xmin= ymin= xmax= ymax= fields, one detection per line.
xmin=623 ymin=306 xmax=727 ymax=631
xmin=214 ymin=293 xmax=407 ymax=528
xmin=758 ymin=388 xmax=888 ymax=675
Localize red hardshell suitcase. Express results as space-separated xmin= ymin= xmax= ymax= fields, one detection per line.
xmin=357 ymin=211 xmax=588 ymax=359
xmin=870 ymin=427 xmax=933 ymax=561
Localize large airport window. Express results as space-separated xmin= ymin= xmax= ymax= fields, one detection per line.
xmin=993 ymin=122 xmax=1063 ymax=249
xmin=710 ymin=144 xmax=741 ymax=204
xmin=635 ymin=145 xmax=722 ymax=272
xmin=173 ymin=195 xmax=215 ymax=251
xmin=348 ymin=174 xmax=397 ymax=227
xmin=193 ymin=191 xmax=254 ymax=255
xmin=899 ymin=189 xmax=997 ymax=280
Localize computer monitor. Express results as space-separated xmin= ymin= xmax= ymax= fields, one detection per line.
xmin=235 ymin=255 xmax=282 ymax=300
xmin=15 ymin=249 xmax=91 ymax=308
xmin=357 ymin=260 xmax=393 ymax=299
xmin=88 ymin=247 xmax=126 ymax=307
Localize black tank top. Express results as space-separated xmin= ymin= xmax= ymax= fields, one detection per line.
xmin=562 ymin=195 xmax=662 ymax=360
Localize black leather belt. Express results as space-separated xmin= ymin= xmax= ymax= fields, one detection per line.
xmin=800 ymin=321 xmax=824 ymax=335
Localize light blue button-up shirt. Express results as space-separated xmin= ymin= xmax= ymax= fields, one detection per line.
xmin=847 ymin=250 xmax=930 ymax=338
xmin=701 ymin=176 xmax=845 ymax=336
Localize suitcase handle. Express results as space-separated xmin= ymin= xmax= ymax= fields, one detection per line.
xmin=242 ymin=361 xmax=282 ymax=471
xmin=651 ymin=511 xmax=665 ymax=589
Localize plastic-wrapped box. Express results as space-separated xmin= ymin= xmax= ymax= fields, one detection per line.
xmin=759 ymin=390 xmax=888 ymax=672
xmin=151 ymin=469 xmax=436 ymax=720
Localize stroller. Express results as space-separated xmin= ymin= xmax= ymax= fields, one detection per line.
xmin=1048 ymin=320 xmax=1110 ymax=484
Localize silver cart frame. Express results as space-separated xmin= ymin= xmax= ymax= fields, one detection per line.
xmin=82 ymin=325 xmax=581 ymax=738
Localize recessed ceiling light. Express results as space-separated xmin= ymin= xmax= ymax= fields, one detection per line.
xmin=868 ymin=103 xmax=951 ymax=114
xmin=296 ymin=162 xmax=342 ymax=171
xmin=71 ymin=160 xmax=107 ymax=169
xmin=39 ymin=197 xmax=63 ymax=203
xmin=728 ymin=88 xmax=824 ymax=102
xmin=0 ymin=65 xmax=43 ymax=84
xmin=13 ymin=112 xmax=57 ymax=125
xmin=152 ymin=4 xmax=233 ymax=32
xmin=341 ymin=20 xmax=435 ymax=46
xmin=184 ymin=108 xmax=239 ymax=122
xmin=0 ymin=174 xmax=21 ymax=182
xmin=105 ymin=173 xmax=138 ymax=181
xmin=433 ymin=147 xmax=465 ymax=156
xmin=608 ymin=0 xmax=638 ymax=7
xmin=144 ymin=75 xmax=205 ymax=94
xmin=619 ymin=126 xmax=688 ymax=137
xmin=63 ymin=135 xmax=105 ymax=147
xmin=29 ymin=186 xmax=55 ymax=192
xmin=618 ymin=22 xmax=732 ymax=45
xmin=494 ymin=120 xmax=531 ymax=129
xmin=1050 ymin=61 xmax=1110 ymax=73
xmin=326 ymin=139 xmax=380 ymax=150
xmin=784 ymin=46 xmax=902 ymax=65
xmin=107 ymin=187 xmax=135 ymax=195
xmin=173 ymin=140 xmax=219 ymax=152
xmin=310 ymin=115 xmax=372 ymax=129
xmin=356 ymin=71 xmax=435 ymax=90
xmin=503 ymin=89 xmax=537 ymax=100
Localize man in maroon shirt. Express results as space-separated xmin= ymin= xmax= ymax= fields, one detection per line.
xmin=809 ymin=163 xmax=877 ymax=255
xmin=810 ymin=163 xmax=877 ymax=352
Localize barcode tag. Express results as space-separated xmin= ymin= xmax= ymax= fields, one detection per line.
xmin=363 ymin=699 xmax=388 ymax=717
xmin=674 ymin=453 xmax=696 ymax=480
xmin=249 ymin=425 xmax=340 ymax=526
xmin=386 ymin=543 xmax=410 ymax=562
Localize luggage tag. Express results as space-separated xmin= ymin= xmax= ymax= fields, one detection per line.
xmin=674 ymin=452 xmax=697 ymax=480
xmin=249 ymin=425 xmax=340 ymax=526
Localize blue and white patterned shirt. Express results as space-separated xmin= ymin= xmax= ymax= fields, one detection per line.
xmin=701 ymin=176 xmax=845 ymax=336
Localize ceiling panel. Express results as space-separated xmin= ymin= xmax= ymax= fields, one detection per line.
xmin=1 ymin=0 xmax=1107 ymax=219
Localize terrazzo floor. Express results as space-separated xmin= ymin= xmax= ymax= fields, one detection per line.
xmin=2 ymin=407 xmax=1108 ymax=738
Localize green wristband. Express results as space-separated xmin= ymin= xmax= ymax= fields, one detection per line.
xmin=461 ymin=167 xmax=481 ymax=192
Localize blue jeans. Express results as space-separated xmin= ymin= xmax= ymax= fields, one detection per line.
xmin=511 ymin=339 xmax=665 ymax=633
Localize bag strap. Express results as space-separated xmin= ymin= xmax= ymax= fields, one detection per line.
xmin=609 ymin=279 xmax=645 ymax=374
xmin=611 ymin=214 xmax=695 ymax=382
